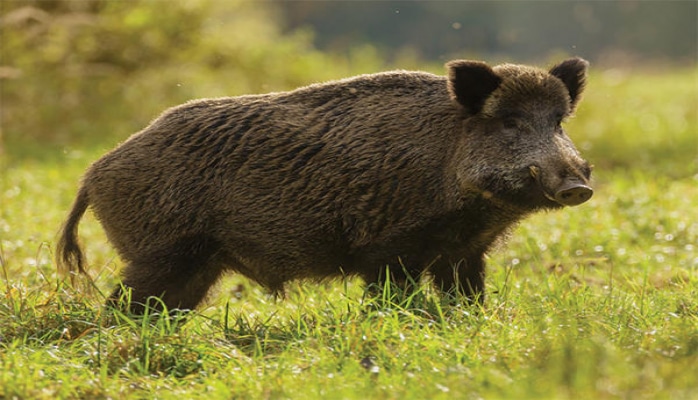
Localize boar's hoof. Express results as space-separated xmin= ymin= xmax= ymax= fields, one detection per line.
xmin=554 ymin=182 xmax=593 ymax=206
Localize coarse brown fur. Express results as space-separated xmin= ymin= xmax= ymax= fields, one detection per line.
xmin=57 ymin=58 xmax=593 ymax=313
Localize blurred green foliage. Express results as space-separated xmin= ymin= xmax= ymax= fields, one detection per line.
xmin=1 ymin=0 xmax=386 ymax=152
xmin=570 ymin=68 xmax=697 ymax=178
xmin=278 ymin=1 xmax=697 ymax=64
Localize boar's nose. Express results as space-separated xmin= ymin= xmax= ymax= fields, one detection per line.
xmin=554 ymin=180 xmax=593 ymax=206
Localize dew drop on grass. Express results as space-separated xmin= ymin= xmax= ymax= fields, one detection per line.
xmin=4 ymin=186 xmax=20 ymax=198
xmin=662 ymin=246 xmax=676 ymax=255
xmin=435 ymin=383 xmax=450 ymax=393
xmin=360 ymin=357 xmax=379 ymax=374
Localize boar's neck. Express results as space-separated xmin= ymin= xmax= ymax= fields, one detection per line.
xmin=432 ymin=193 xmax=525 ymax=254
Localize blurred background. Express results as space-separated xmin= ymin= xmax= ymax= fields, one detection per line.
xmin=279 ymin=1 xmax=696 ymax=65
xmin=1 ymin=0 xmax=696 ymax=175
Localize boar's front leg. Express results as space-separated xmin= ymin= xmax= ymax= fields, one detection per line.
xmin=432 ymin=255 xmax=485 ymax=304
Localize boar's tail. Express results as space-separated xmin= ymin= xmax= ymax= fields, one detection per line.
xmin=56 ymin=185 xmax=90 ymax=277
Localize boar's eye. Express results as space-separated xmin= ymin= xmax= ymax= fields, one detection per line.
xmin=503 ymin=118 xmax=518 ymax=129
xmin=501 ymin=112 xmax=523 ymax=129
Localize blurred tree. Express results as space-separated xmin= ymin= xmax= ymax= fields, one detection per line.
xmin=0 ymin=0 xmax=386 ymax=151
xmin=2 ymin=0 xmax=208 ymax=146
xmin=275 ymin=1 xmax=697 ymax=65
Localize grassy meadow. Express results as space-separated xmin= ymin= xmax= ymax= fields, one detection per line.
xmin=1 ymin=66 xmax=697 ymax=399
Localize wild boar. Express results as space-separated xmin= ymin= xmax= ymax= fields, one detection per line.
xmin=57 ymin=58 xmax=593 ymax=313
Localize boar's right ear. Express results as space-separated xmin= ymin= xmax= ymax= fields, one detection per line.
xmin=446 ymin=60 xmax=502 ymax=115
xmin=549 ymin=57 xmax=589 ymax=110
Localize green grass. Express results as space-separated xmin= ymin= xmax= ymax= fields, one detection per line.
xmin=1 ymin=69 xmax=697 ymax=399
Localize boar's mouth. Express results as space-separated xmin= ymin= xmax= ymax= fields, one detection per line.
xmin=528 ymin=165 xmax=593 ymax=208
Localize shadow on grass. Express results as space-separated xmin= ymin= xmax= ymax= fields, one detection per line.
xmin=217 ymin=280 xmax=486 ymax=358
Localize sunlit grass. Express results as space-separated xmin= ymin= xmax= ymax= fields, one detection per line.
xmin=569 ymin=68 xmax=697 ymax=177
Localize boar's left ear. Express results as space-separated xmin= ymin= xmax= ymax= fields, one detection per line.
xmin=446 ymin=60 xmax=502 ymax=115
xmin=549 ymin=57 xmax=589 ymax=109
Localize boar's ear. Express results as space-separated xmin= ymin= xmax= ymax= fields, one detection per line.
xmin=549 ymin=57 xmax=589 ymax=109
xmin=446 ymin=60 xmax=502 ymax=115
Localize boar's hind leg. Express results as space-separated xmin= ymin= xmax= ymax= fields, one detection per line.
xmin=107 ymin=235 xmax=225 ymax=315
xmin=433 ymin=256 xmax=485 ymax=305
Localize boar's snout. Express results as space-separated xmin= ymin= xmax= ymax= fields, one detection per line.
xmin=554 ymin=179 xmax=593 ymax=206
xmin=529 ymin=165 xmax=593 ymax=207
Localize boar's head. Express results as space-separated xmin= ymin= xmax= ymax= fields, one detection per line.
xmin=447 ymin=57 xmax=593 ymax=210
